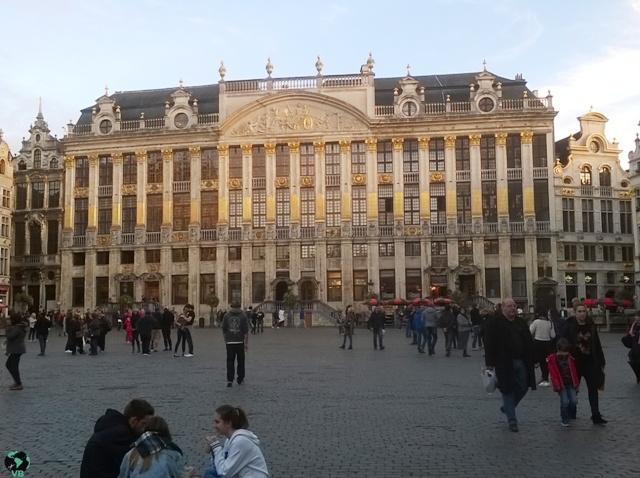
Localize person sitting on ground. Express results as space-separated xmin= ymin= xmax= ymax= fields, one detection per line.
xmin=81 ymin=399 xmax=155 ymax=478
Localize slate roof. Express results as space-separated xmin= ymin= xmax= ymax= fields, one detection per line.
xmin=555 ymin=132 xmax=583 ymax=166
xmin=76 ymin=71 xmax=533 ymax=125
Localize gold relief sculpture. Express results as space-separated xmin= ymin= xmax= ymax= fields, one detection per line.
xmin=147 ymin=183 xmax=161 ymax=193
xmin=301 ymin=176 xmax=313 ymax=187
xmin=189 ymin=146 xmax=201 ymax=157
xmin=136 ymin=151 xmax=147 ymax=163
xmin=161 ymin=148 xmax=173 ymax=161
xmin=339 ymin=139 xmax=351 ymax=153
xmin=64 ymin=155 xmax=74 ymax=169
xmin=495 ymin=132 xmax=508 ymax=145
xmin=430 ymin=172 xmax=445 ymax=182
xmin=275 ymin=177 xmax=289 ymax=188
xmin=97 ymin=235 xmax=111 ymax=246
xmin=553 ymin=164 xmax=563 ymax=176
xmin=562 ymin=188 xmax=575 ymax=196
xmin=378 ymin=173 xmax=392 ymax=184
xmin=619 ymin=191 xmax=631 ymax=199
xmin=88 ymin=154 xmax=98 ymax=166
xmin=418 ymin=137 xmax=430 ymax=150
xmin=365 ymin=138 xmax=377 ymax=152
xmin=255 ymin=230 xmax=265 ymax=240
xmin=392 ymin=138 xmax=404 ymax=150
xmin=241 ymin=144 xmax=252 ymax=155
xmin=520 ymin=131 xmax=534 ymax=144
xmin=406 ymin=226 xmax=419 ymax=236
xmin=313 ymin=141 xmax=325 ymax=153
xmin=444 ymin=135 xmax=456 ymax=149
xmin=112 ymin=152 xmax=123 ymax=165
xmin=201 ymin=180 xmax=218 ymax=190
xmin=229 ymin=178 xmax=242 ymax=190
xmin=74 ymin=186 xmax=89 ymax=198
xmin=172 ymin=232 xmax=187 ymax=242
xmin=217 ymin=144 xmax=229 ymax=155
xmin=264 ymin=143 xmax=276 ymax=155
xmin=352 ymin=174 xmax=365 ymax=186
xmin=122 ymin=184 xmax=137 ymax=195
xmin=287 ymin=142 xmax=300 ymax=153
xmin=469 ymin=134 xmax=481 ymax=146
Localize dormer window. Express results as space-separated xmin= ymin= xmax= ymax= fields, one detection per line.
xmin=35 ymin=134 xmax=41 ymax=142
xmin=50 ymin=157 xmax=58 ymax=169
xmin=401 ymin=101 xmax=418 ymax=117
xmin=33 ymin=149 xmax=41 ymax=169
xmin=99 ymin=119 xmax=113 ymax=134
xmin=18 ymin=160 xmax=26 ymax=171
xmin=580 ymin=165 xmax=592 ymax=185
xmin=599 ymin=166 xmax=611 ymax=187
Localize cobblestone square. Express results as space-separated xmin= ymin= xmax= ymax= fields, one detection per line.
xmin=1 ymin=327 xmax=637 ymax=477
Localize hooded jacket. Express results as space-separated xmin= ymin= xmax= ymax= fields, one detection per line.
xmin=80 ymin=409 xmax=139 ymax=478
xmin=213 ymin=429 xmax=269 ymax=478
xmin=222 ymin=308 xmax=249 ymax=344
xmin=117 ymin=431 xmax=184 ymax=478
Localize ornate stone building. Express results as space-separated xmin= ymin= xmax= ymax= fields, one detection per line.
xmin=11 ymin=105 xmax=64 ymax=311
xmin=0 ymin=129 xmax=12 ymax=314
xmin=554 ymin=112 xmax=634 ymax=309
xmin=61 ymin=58 xmax=557 ymax=317
xmin=627 ymin=133 xmax=640 ymax=300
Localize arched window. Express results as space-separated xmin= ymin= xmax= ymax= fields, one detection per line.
xmin=0 ymin=160 xmax=5 ymax=174
xmin=599 ymin=166 xmax=611 ymax=187
xmin=18 ymin=160 xmax=26 ymax=171
xmin=49 ymin=157 xmax=58 ymax=169
xmin=33 ymin=149 xmax=41 ymax=168
xmin=580 ymin=165 xmax=592 ymax=185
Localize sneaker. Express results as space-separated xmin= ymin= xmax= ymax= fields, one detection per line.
xmin=184 ymin=353 xmax=194 ymax=357
xmin=508 ymin=422 xmax=519 ymax=432
xmin=227 ymin=382 xmax=233 ymax=388
xmin=173 ymin=354 xmax=181 ymax=357
xmin=561 ymin=421 xmax=570 ymax=427
xmin=592 ymin=416 xmax=608 ymax=425
xmin=64 ymin=350 xmax=72 ymax=354
xmin=237 ymin=379 xmax=243 ymax=385
xmin=538 ymin=381 xmax=550 ymax=387
xmin=9 ymin=384 xmax=23 ymax=391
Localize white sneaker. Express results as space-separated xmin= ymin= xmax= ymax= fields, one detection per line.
xmin=538 ymin=381 xmax=550 ymax=387
xmin=64 ymin=350 xmax=72 ymax=354
xmin=184 ymin=353 xmax=194 ymax=357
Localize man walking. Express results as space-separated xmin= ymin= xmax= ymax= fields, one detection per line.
xmin=161 ymin=307 xmax=174 ymax=351
xmin=368 ymin=305 xmax=386 ymax=350
xmin=423 ymin=302 xmax=439 ymax=355
xmin=222 ymin=302 xmax=249 ymax=387
xmin=484 ymin=298 xmax=536 ymax=432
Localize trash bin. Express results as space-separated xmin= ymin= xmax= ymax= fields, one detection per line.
xmin=198 ymin=317 xmax=205 ymax=328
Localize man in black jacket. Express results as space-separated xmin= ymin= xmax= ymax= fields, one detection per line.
xmin=484 ymin=298 xmax=536 ymax=432
xmin=222 ymin=302 xmax=249 ymax=387
xmin=161 ymin=307 xmax=174 ymax=351
xmin=80 ymin=399 xmax=154 ymax=478
xmin=368 ymin=306 xmax=386 ymax=350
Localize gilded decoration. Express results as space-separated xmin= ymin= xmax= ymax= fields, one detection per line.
xmin=301 ymin=176 xmax=313 ymax=187
xmin=136 ymin=151 xmax=147 ymax=163
xmin=392 ymin=138 xmax=404 ymax=151
xmin=275 ymin=177 xmax=289 ymax=188
xmin=495 ymin=132 xmax=508 ymax=146
xmin=444 ymin=136 xmax=456 ymax=149
xmin=339 ymin=140 xmax=351 ymax=153
xmin=264 ymin=143 xmax=276 ymax=155
xmin=112 ymin=153 xmax=123 ymax=165
xmin=201 ymin=179 xmax=218 ymax=190
xmin=146 ymin=183 xmax=162 ymax=193
xmin=228 ymin=102 xmax=364 ymax=137
xmin=229 ymin=178 xmax=242 ymax=190
xmin=189 ymin=146 xmax=201 ymax=157
xmin=553 ymin=163 xmax=564 ymax=176
xmin=469 ymin=134 xmax=481 ymax=146
xmin=287 ymin=142 xmax=300 ymax=153
xmin=365 ymin=138 xmax=377 ymax=152
xmin=313 ymin=141 xmax=325 ymax=153
xmin=172 ymin=232 xmax=187 ymax=242
xmin=562 ymin=188 xmax=575 ymax=196
xmin=148 ymin=264 xmax=159 ymax=273
xmin=64 ymin=155 xmax=74 ymax=169
xmin=405 ymin=226 xmax=420 ymax=236
xmin=217 ymin=144 xmax=229 ymax=155
xmin=241 ymin=144 xmax=252 ymax=155
xmin=352 ymin=174 xmax=365 ymax=186
xmin=378 ymin=173 xmax=392 ymax=184
xmin=326 ymin=227 xmax=341 ymax=238
xmin=418 ymin=137 xmax=430 ymax=150
xmin=74 ymin=186 xmax=89 ymax=198
xmin=520 ymin=131 xmax=534 ymax=144
xmin=619 ymin=191 xmax=632 ymax=199
xmin=122 ymin=184 xmax=137 ymax=195
xmin=430 ymin=172 xmax=445 ymax=183
xmin=97 ymin=235 xmax=111 ymax=246
xmin=161 ymin=149 xmax=172 ymax=162
xmin=88 ymin=154 xmax=98 ymax=167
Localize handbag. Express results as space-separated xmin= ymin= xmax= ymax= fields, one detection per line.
xmin=622 ymin=334 xmax=634 ymax=349
xmin=481 ymin=367 xmax=497 ymax=393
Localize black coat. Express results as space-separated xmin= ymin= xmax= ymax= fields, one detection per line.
xmin=80 ymin=409 xmax=137 ymax=478
xmin=484 ymin=314 xmax=536 ymax=394
xmin=137 ymin=315 xmax=154 ymax=336
xmin=368 ymin=310 xmax=386 ymax=330
xmin=562 ymin=317 xmax=605 ymax=386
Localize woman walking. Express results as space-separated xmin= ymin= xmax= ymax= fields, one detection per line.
xmin=5 ymin=313 xmax=28 ymax=390
xmin=456 ymin=307 xmax=472 ymax=357
xmin=529 ymin=312 xmax=556 ymax=386
xmin=27 ymin=312 xmax=37 ymax=342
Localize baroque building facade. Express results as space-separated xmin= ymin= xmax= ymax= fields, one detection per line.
xmin=554 ymin=112 xmax=634 ymax=308
xmin=11 ymin=106 xmax=64 ymax=311
xmin=60 ymin=59 xmax=557 ymax=317
xmin=627 ymin=134 xmax=640 ymax=300
xmin=0 ymin=129 xmax=12 ymax=315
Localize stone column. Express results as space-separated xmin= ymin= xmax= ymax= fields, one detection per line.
xmin=85 ymin=251 xmax=96 ymax=309
xmin=444 ymin=135 xmax=457 ymax=231
xmin=189 ymin=245 xmax=200 ymax=318
xmin=525 ymin=236 xmax=536 ymax=305
xmin=161 ymin=148 xmax=173 ymax=228
xmin=26 ymin=178 xmax=31 ymax=210
xmin=340 ymin=140 xmax=352 ymax=227
xmin=499 ymin=237 xmax=512 ymax=298
xmin=160 ymin=247 xmax=171 ymax=306
xmin=135 ymin=151 xmax=147 ymax=228
xmin=60 ymin=252 xmax=73 ymax=309
xmin=473 ymin=237 xmax=486 ymax=296
xmin=315 ymin=241 xmax=327 ymax=301
xmin=341 ymin=242 xmax=353 ymax=305
xmin=265 ymin=244 xmax=276 ymax=300
xmin=418 ymin=138 xmax=430 ymax=227
xmin=447 ymin=238 xmax=458 ymax=292
xmin=216 ymin=245 xmax=228 ymax=307
xmin=395 ymin=238 xmax=406 ymax=298
xmin=495 ymin=133 xmax=509 ymax=230
xmin=365 ymin=138 xmax=377 ymax=227
xmin=241 ymin=144 xmax=252 ymax=227
xmin=87 ymin=154 xmax=98 ymax=229
xmin=241 ymin=244 xmax=252 ymax=307
xmin=521 ymin=131 xmax=535 ymax=230
xmin=265 ymin=144 xmax=276 ymax=225
xmin=367 ymin=237 xmax=379 ymax=295
xmin=109 ymin=250 xmax=120 ymax=302
xmin=217 ymin=145 xmax=229 ymax=226
xmin=392 ymin=138 xmax=404 ymax=227
xmin=469 ymin=135 xmax=482 ymax=224
xmin=112 ymin=152 xmax=123 ymax=228
xmin=289 ymin=143 xmax=300 ymax=226
xmin=189 ymin=146 xmax=201 ymax=227
xmin=43 ymin=180 xmax=49 ymax=209
xmin=314 ymin=141 xmax=326 ymax=224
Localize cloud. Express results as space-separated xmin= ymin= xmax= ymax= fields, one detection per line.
xmin=492 ymin=9 xmax=544 ymax=62
xmin=632 ymin=0 xmax=640 ymax=14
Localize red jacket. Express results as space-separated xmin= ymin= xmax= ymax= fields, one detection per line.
xmin=547 ymin=353 xmax=580 ymax=392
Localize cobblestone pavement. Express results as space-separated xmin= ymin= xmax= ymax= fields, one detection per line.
xmin=1 ymin=326 xmax=638 ymax=477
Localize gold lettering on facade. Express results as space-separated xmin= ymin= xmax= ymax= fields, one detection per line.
xmin=562 ymin=188 xmax=575 ymax=196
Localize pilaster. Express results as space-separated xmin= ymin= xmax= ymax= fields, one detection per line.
xmin=136 ymin=151 xmax=147 ymax=226
xmin=341 ymin=241 xmax=353 ymax=302
xmin=288 ymin=142 xmax=300 ymax=223
xmin=241 ymin=144 xmax=252 ymax=224
xmin=444 ymin=135 xmax=457 ymax=221
xmin=340 ymin=140 xmax=352 ymax=222
xmin=266 ymin=143 xmax=277 ymax=223
xmin=63 ymin=155 xmax=74 ymax=230
xmin=495 ymin=132 xmax=508 ymax=219
xmin=418 ymin=137 xmax=430 ymax=223
xmin=314 ymin=141 xmax=326 ymax=221
xmin=521 ymin=131 xmax=535 ymax=217
xmin=161 ymin=148 xmax=173 ymax=226
xmin=190 ymin=146 xmax=202 ymax=226
xmin=217 ymin=145 xmax=229 ymax=224
xmin=112 ymin=152 xmax=123 ymax=227
xmin=87 ymin=154 xmax=98 ymax=229
xmin=469 ymin=135 xmax=482 ymax=218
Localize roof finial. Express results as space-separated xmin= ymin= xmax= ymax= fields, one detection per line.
xmin=315 ymin=55 xmax=324 ymax=75
xmin=482 ymin=58 xmax=487 ymax=71
xmin=218 ymin=61 xmax=226 ymax=80
xmin=266 ymin=57 xmax=274 ymax=78
xmin=37 ymin=97 xmax=43 ymax=119
xmin=589 ymin=105 xmax=593 ymax=112
xmin=179 ymin=78 xmax=184 ymax=88
xmin=406 ymin=64 xmax=411 ymax=76
xmin=366 ymin=52 xmax=375 ymax=71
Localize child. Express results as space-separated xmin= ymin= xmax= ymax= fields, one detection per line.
xmin=547 ymin=337 xmax=580 ymax=426
xmin=123 ymin=314 xmax=133 ymax=344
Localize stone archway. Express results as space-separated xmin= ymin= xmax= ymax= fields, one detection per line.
xmin=299 ymin=279 xmax=318 ymax=301
xmin=274 ymin=281 xmax=289 ymax=301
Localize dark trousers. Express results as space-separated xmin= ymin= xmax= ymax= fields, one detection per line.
xmin=533 ymin=340 xmax=551 ymax=381
xmin=131 ymin=330 xmax=140 ymax=352
xmin=141 ymin=333 xmax=152 ymax=354
xmin=28 ymin=328 xmax=36 ymax=341
xmin=6 ymin=353 xmax=22 ymax=385
xmin=89 ymin=335 xmax=99 ymax=355
xmin=37 ymin=332 xmax=48 ymax=355
xmin=445 ymin=330 xmax=457 ymax=352
xmin=183 ymin=328 xmax=193 ymax=354
xmin=226 ymin=343 xmax=245 ymax=383
xmin=174 ymin=328 xmax=193 ymax=354
xmin=341 ymin=333 xmax=352 ymax=348
xmin=162 ymin=327 xmax=172 ymax=349
xmin=373 ymin=328 xmax=384 ymax=349
xmin=251 ymin=320 xmax=257 ymax=334
xmin=581 ymin=368 xmax=603 ymax=419
xmin=98 ymin=332 xmax=106 ymax=351
xmin=257 ymin=319 xmax=263 ymax=333
xmin=175 ymin=328 xmax=185 ymax=354
xmin=72 ymin=337 xmax=84 ymax=355
xmin=501 ymin=359 xmax=529 ymax=424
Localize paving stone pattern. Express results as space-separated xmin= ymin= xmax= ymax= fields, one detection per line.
xmin=1 ymin=327 xmax=637 ymax=477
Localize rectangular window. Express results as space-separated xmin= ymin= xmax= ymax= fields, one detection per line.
xmin=584 ymin=244 xmax=596 ymax=261
xmin=532 ymin=134 xmax=547 ymax=168
xmin=622 ymin=245 xmax=633 ymax=262
xmin=353 ymin=243 xmax=368 ymax=257
xmin=72 ymin=278 xmax=85 ymax=307
xmin=275 ymin=144 xmax=289 ymax=176
xmin=562 ymin=198 xmax=575 ymax=232
xmin=538 ymin=265 xmax=553 ymax=279
xmin=327 ymin=271 xmax=342 ymax=302
xmin=228 ymin=272 xmax=241 ymax=304
xmin=229 ymin=190 xmax=243 ymax=229
xmin=325 ymin=142 xmax=340 ymax=176
xmin=301 ymin=188 xmax=315 ymax=227
xmin=403 ymin=139 xmax=419 ymax=172
xmin=172 ymin=248 xmax=188 ymax=262
xmin=353 ymin=270 xmax=368 ymax=301
xmin=301 ymin=244 xmax=316 ymax=258
xmin=173 ymin=193 xmax=190 ymax=231
xmin=121 ymin=250 xmax=134 ymax=264
xmin=16 ymin=183 xmax=27 ymax=209
xmin=405 ymin=241 xmax=421 ymax=257
xmin=122 ymin=196 xmax=136 ymax=234
xmin=602 ymin=245 xmax=615 ymax=261
xmin=327 ymin=244 xmax=341 ymax=258
xmin=377 ymin=140 xmax=393 ymax=173
xmin=228 ymin=146 xmax=242 ymax=178
xmin=565 ymin=272 xmax=578 ymax=303
xmin=173 ymin=149 xmax=191 ymax=182
xmin=406 ymin=269 xmax=422 ymax=299
xmin=601 ymin=200 xmax=613 ymax=233
xmin=455 ymin=137 xmax=470 ymax=171
xmin=74 ymin=198 xmax=88 ymax=236
xmin=32 ymin=182 xmax=45 ymax=209
xmin=98 ymin=197 xmax=112 ymax=235
xmin=2 ymin=189 xmax=10 ymax=208
xmin=582 ymin=199 xmax=594 ymax=232
xmin=620 ymin=200 xmax=632 ymax=234
xmin=585 ymin=272 xmax=598 ymax=300
xmin=73 ymin=252 xmax=85 ymax=266
xmin=508 ymin=180 xmax=523 ymax=222
xmin=429 ymin=138 xmax=445 ymax=171
xmin=172 ymin=275 xmax=188 ymax=304
xmin=75 ymin=157 xmax=89 ymax=187
xmin=430 ymin=183 xmax=446 ymax=225
xmin=48 ymin=181 xmax=60 ymax=208
xmin=145 ymin=249 xmax=161 ymax=263
xmin=378 ymin=184 xmax=394 ymax=226
xmin=511 ymin=267 xmax=527 ymax=298
xmin=326 ymin=188 xmax=340 ymax=227
xmin=506 ymin=134 xmax=521 ymax=169
xmin=14 ymin=222 xmax=25 ymax=256
xmin=536 ymin=238 xmax=551 ymax=254
xmin=277 ymin=188 xmax=291 ymax=227
xmin=379 ymin=269 xmax=395 ymax=300
xmin=200 ymin=274 xmax=216 ymax=303
xmin=47 ymin=220 xmax=58 ymax=254
xmin=252 ymin=145 xmax=266 ymax=178
xmin=252 ymin=246 xmax=265 ymax=260
xmin=534 ymin=180 xmax=549 ymax=221
xmin=379 ymin=242 xmax=395 ymax=257
xmin=510 ymin=238 xmax=525 ymax=254
xmin=96 ymin=277 xmax=109 ymax=307
xmin=485 ymin=268 xmax=501 ymax=298
xmin=300 ymin=143 xmax=315 ymax=176
xmin=201 ymin=247 xmax=217 ymax=261
xmin=456 ymin=183 xmax=472 ymax=224
xmin=146 ymin=194 xmax=162 ymax=232
xmin=96 ymin=251 xmax=110 ymax=265
xmin=481 ymin=182 xmax=497 ymax=223
xmin=404 ymin=184 xmax=420 ymax=225
xmin=99 ymin=156 xmax=113 ymax=185
xmin=201 ymin=148 xmax=219 ymax=180
xmin=229 ymin=246 xmax=241 ymax=261
xmin=252 ymin=189 xmax=266 ymax=228
xmin=123 ymin=153 xmax=137 ymax=185
xmin=252 ymin=272 xmax=265 ymax=303
xmin=201 ymin=191 xmax=218 ymax=229
xmin=459 ymin=239 xmax=473 ymax=258
xmin=564 ymin=244 xmax=577 ymax=261
xmin=351 ymin=142 xmax=366 ymax=174
xmin=352 ymin=186 xmax=367 ymax=227
xmin=484 ymin=239 xmax=499 ymax=255
xmin=147 ymin=151 xmax=163 ymax=184
xmin=480 ymin=136 xmax=496 ymax=170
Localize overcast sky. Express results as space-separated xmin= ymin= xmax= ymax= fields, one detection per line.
xmin=1 ymin=0 xmax=639 ymax=165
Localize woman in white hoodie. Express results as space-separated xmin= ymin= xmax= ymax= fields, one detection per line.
xmin=205 ymin=405 xmax=269 ymax=478
xmin=529 ymin=312 xmax=556 ymax=387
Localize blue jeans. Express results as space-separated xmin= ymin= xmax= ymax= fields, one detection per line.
xmin=501 ymin=359 xmax=529 ymax=424
xmin=472 ymin=325 xmax=483 ymax=348
xmin=559 ymin=386 xmax=578 ymax=423
xmin=405 ymin=321 xmax=412 ymax=338
xmin=425 ymin=327 xmax=438 ymax=354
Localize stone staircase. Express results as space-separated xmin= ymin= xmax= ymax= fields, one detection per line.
xmin=255 ymin=300 xmax=342 ymax=326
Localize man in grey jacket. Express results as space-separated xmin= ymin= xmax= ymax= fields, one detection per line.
xmin=222 ymin=302 xmax=250 ymax=387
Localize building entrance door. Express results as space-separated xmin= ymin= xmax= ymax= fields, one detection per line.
xmin=459 ymin=275 xmax=476 ymax=297
xmin=144 ymin=281 xmax=160 ymax=302
xmin=299 ymin=280 xmax=317 ymax=301
xmin=275 ymin=281 xmax=289 ymax=301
